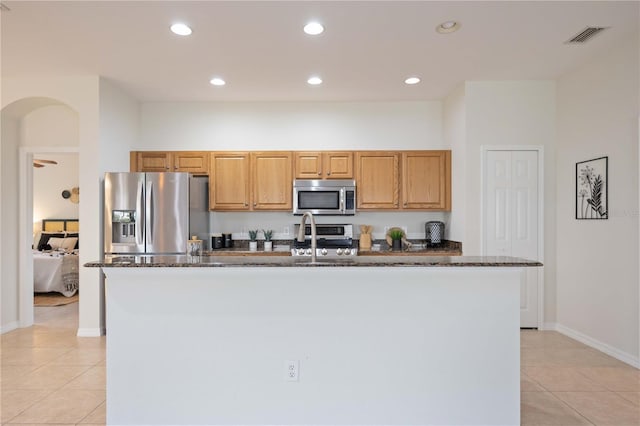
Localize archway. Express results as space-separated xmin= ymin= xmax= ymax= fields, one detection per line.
xmin=1 ymin=97 xmax=79 ymax=330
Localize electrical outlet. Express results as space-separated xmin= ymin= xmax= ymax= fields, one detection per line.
xmin=285 ymin=360 xmax=299 ymax=382
xmin=283 ymin=226 xmax=290 ymax=236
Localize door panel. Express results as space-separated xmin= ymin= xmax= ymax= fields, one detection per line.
xmin=145 ymin=173 xmax=189 ymax=254
xmin=485 ymin=150 xmax=539 ymax=328
xmin=104 ymin=172 xmax=145 ymax=254
xmin=486 ymin=151 xmax=511 ymax=256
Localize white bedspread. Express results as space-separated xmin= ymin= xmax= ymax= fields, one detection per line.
xmin=33 ymin=251 xmax=79 ymax=297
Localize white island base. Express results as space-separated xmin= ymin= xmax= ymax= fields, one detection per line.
xmin=103 ymin=266 xmax=521 ymax=425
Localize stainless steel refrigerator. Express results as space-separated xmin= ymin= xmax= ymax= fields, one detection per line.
xmin=104 ymin=172 xmax=209 ymax=255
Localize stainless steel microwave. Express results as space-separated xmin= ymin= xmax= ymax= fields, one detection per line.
xmin=293 ymin=179 xmax=356 ymax=215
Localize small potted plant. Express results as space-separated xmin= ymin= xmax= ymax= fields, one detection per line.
xmin=389 ymin=228 xmax=404 ymax=251
xmin=248 ymin=230 xmax=258 ymax=251
xmin=262 ymin=229 xmax=274 ymax=252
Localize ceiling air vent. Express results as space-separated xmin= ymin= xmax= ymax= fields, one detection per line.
xmin=566 ymin=27 xmax=608 ymax=44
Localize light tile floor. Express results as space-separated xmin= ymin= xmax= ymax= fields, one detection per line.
xmin=2 ymin=304 xmax=639 ymax=425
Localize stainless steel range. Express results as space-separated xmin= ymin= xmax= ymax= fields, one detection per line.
xmin=291 ymin=223 xmax=358 ymax=257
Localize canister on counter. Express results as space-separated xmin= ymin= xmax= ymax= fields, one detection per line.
xmin=211 ymin=233 xmax=224 ymax=249
xmin=222 ymin=233 xmax=233 ymax=248
xmin=187 ymin=236 xmax=203 ymax=256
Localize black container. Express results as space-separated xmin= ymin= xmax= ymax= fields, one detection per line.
xmin=425 ymin=221 xmax=445 ymax=245
xmin=211 ymin=234 xmax=224 ymax=249
xmin=223 ymin=233 xmax=233 ymax=248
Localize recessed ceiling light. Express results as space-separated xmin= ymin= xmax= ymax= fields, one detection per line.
xmin=170 ymin=23 xmax=192 ymax=36
xmin=404 ymin=77 xmax=421 ymax=85
xmin=436 ymin=21 xmax=460 ymax=34
xmin=210 ymin=78 xmax=226 ymax=86
xmin=307 ymin=76 xmax=323 ymax=85
xmin=304 ymin=22 xmax=324 ymax=35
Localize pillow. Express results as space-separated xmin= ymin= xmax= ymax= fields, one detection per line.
xmin=48 ymin=237 xmax=78 ymax=252
xmin=65 ymin=233 xmax=79 ymax=249
xmin=36 ymin=232 xmax=65 ymax=251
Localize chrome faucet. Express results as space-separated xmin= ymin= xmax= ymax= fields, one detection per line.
xmin=297 ymin=211 xmax=317 ymax=262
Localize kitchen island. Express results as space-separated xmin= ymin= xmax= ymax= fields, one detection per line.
xmin=87 ymin=255 xmax=541 ymax=425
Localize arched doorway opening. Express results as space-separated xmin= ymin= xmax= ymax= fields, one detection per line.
xmin=1 ymin=97 xmax=79 ymax=329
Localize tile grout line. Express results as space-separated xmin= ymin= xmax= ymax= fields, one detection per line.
xmin=1 ymin=387 xmax=57 ymax=424
xmin=547 ymin=391 xmax=597 ymax=426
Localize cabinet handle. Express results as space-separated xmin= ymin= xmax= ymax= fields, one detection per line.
xmin=327 ymin=172 xmax=331 ymax=176
xmin=244 ymin=203 xmax=248 ymax=207
xmin=253 ymin=203 xmax=257 ymax=207
xmin=174 ymin=166 xmax=178 ymax=170
xmin=403 ymin=203 xmax=407 ymax=206
xmin=318 ymin=172 xmax=322 ymax=176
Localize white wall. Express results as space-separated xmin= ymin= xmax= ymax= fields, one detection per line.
xmin=32 ymin=153 xmax=79 ymax=228
xmin=141 ymin=101 xmax=450 ymax=241
xmin=21 ymin=105 xmax=79 ymax=147
xmin=140 ymin=101 xmax=444 ymax=150
xmin=462 ymin=81 xmax=557 ymax=325
xmin=1 ymin=76 xmax=101 ymax=334
xmin=443 ymin=84 xmax=466 ymax=244
xmin=1 ymin=113 xmax=21 ymax=331
xmin=556 ymin=38 xmax=639 ymax=364
xmin=78 ymin=77 xmax=140 ymax=335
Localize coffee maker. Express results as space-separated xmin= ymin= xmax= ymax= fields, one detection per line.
xmin=425 ymin=221 xmax=445 ymax=247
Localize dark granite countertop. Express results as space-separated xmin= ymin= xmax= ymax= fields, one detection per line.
xmin=85 ymin=255 xmax=541 ymax=268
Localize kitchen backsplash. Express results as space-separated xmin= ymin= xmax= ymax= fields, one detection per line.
xmin=209 ymin=211 xmax=450 ymax=241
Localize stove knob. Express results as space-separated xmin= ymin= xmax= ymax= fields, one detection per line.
xmin=336 ymin=248 xmax=343 ymax=255
xmin=305 ymin=248 xmax=312 ymax=255
xmin=296 ymin=248 xmax=306 ymax=256
xmin=343 ymin=249 xmax=352 ymax=256
xmin=321 ymin=248 xmax=328 ymax=256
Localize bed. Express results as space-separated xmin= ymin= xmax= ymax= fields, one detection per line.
xmin=33 ymin=219 xmax=79 ymax=297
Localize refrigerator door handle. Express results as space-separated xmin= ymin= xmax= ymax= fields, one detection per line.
xmin=136 ymin=180 xmax=144 ymax=246
xmin=147 ymin=180 xmax=154 ymax=244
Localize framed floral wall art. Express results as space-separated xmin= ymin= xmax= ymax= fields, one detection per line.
xmin=576 ymin=156 xmax=608 ymax=220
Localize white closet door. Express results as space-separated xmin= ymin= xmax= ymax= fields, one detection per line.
xmin=485 ymin=150 xmax=539 ymax=328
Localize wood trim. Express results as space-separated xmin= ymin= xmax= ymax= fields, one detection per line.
xmin=42 ymin=219 xmax=79 ymax=232
xmin=129 ymin=151 xmax=138 ymax=172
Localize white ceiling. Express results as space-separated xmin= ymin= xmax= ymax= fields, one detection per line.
xmin=2 ymin=1 xmax=638 ymax=102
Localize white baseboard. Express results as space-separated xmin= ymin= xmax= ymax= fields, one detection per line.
xmin=76 ymin=327 xmax=105 ymax=337
xmin=553 ymin=323 xmax=640 ymax=369
xmin=540 ymin=321 xmax=557 ymax=331
xmin=1 ymin=321 xmax=19 ymax=334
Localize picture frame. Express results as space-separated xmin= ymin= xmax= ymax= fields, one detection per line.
xmin=576 ymin=156 xmax=608 ymax=220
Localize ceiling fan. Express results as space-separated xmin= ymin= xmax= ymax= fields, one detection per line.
xmin=33 ymin=159 xmax=58 ymax=168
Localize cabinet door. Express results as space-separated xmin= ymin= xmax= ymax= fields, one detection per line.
xmin=294 ymin=152 xmax=322 ymax=179
xmin=251 ymin=152 xmax=293 ymax=210
xmin=209 ymin=152 xmax=250 ymax=211
xmin=173 ymin=152 xmax=209 ymax=175
xmin=324 ymin=152 xmax=353 ymax=179
xmin=402 ymin=151 xmax=451 ymax=210
xmin=355 ymin=152 xmax=399 ymax=209
xmin=137 ymin=152 xmax=172 ymax=172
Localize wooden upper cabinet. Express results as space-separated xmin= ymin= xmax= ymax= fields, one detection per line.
xmin=251 ymin=152 xmax=293 ymax=210
xmin=325 ymin=152 xmax=353 ymax=179
xmin=135 ymin=152 xmax=172 ymax=172
xmin=209 ymin=152 xmax=250 ymax=211
xmin=294 ymin=152 xmax=322 ymax=178
xmin=132 ymin=151 xmax=209 ymax=175
xmin=355 ymin=152 xmax=400 ymax=209
xmin=173 ymin=152 xmax=209 ymax=175
xmin=294 ymin=152 xmax=353 ymax=179
xmin=402 ymin=151 xmax=451 ymax=210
